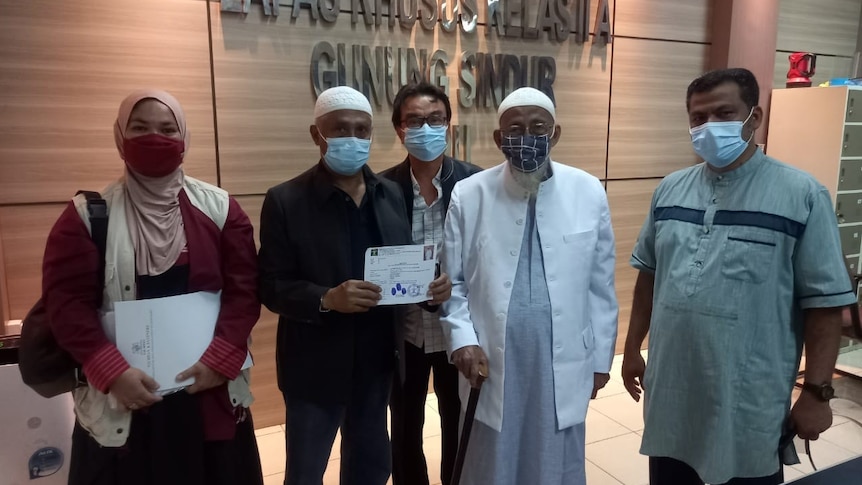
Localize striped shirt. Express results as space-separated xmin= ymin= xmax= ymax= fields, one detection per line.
xmin=631 ymin=149 xmax=856 ymax=484
xmin=404 ymin=166 xmax=448 ymax=354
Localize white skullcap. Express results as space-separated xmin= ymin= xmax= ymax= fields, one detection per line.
xmin=497 ymin=87 xmax=556 ymax=124
xmin=314 ymin=86 xmax=373 ymax=120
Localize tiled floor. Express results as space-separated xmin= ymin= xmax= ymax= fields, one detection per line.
xmin=255 ymin=353 xmax=862 ymax=485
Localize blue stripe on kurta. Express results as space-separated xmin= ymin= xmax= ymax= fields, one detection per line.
xmin=799 ymin=290 xmax=855 ymax=300
xmin=654 ymin=206 xmax=706 ymax=225
xmin=632 ymin=253 xmax=656 ymax=271
xmin=713 ymin=210 xmax=805 ymax=238
xmin=632 ymin=150 xmax=858 ymax=483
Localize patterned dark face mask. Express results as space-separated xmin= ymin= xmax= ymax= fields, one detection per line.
xmin=501 ymin=134 xmax=550 ymax=173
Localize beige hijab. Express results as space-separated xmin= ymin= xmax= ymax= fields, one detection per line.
xmin=114 ymin=90 xmax=189 ymax=276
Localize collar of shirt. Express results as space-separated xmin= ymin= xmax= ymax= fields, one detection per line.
xmin=702 ymin=148 xmax=766 ymax=183
xmin=410 ymin=164 xmax=443 ymax=202
xmin=312 ymin=160 xmax=381 ymax=202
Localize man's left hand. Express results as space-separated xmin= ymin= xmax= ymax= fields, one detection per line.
xmin=592 ymin=373 xmax=611 ymax=399
xmin=428 ymin=273 xmax=452 ymax=305
xmin=178 ymin=361 xmax=228 ymax=395
xmin=790 ymin=390 xmax=833 ymax=440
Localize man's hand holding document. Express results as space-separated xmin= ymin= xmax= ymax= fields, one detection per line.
xmin=364 ymin=244 xmax=438 ymax=305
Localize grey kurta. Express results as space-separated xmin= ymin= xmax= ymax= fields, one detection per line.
xmin=460 ymin=197 xmax=586 ymax=485
xmin=631 ymin=150 xmax=856 ymax=483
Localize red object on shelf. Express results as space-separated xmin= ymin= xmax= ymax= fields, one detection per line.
xmin=787 ymin=52 xmax=816 ymax=88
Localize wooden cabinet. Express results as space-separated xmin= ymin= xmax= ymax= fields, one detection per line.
xmin=768 ymin=86 xmax=862 ymax=275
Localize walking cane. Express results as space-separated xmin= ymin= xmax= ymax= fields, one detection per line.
xmin=450 ymin=362 xmax=488 ymax=485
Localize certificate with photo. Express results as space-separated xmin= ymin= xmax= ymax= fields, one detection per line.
xmin=364 ymin=244 xmax=437 ymax=305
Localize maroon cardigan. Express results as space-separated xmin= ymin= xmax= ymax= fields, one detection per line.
xmin=42 ymin=190 xmax=260 ymax=440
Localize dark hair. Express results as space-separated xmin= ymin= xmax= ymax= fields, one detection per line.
xmin=391 ymin=82 xmax=452 ymax=128
xmin=686 ymin=68 xmax=759 ymax=111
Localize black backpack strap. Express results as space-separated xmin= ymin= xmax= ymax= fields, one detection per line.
xmin=75 ymin=191 xmax=108 ymax=304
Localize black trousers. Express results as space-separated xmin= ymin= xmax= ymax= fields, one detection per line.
xmin=68 ymin=392 xmax=263 ymax=485
xmin=650 ymin=456 xmax=784 ymax=485
xmin=389 ymin=342 xmax=462 ymax=485
xmin=284 ymin=368 xmax=393 ymax=485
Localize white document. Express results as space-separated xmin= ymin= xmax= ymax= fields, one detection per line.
xmin=111 ymin=291 xmax=253 ymax=395
xmin=365 ymin=244 xmax=437 ymax=305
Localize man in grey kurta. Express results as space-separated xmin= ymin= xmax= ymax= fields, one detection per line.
xmin=441 ymin=88 xmax=619 ymax=485
xmin=623 ymin=68 xmax=854 ymax=485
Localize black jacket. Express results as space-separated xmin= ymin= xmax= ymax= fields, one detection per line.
xmin=379 ymin=155 xmax=483 ymax=225
xmin=259 ymin=162 xmax=412 ymax=403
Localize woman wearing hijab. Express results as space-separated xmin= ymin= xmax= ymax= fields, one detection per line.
xmin=41 ymin=90 xmax=264 ymax=485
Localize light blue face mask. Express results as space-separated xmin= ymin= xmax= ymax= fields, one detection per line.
xmin=322 ymin=136 xmax=371 ymax=176
xmin=404 ymin=124 xmax=448 ymax=162
xmin=689 ymin=109 xmax=754 ymax=169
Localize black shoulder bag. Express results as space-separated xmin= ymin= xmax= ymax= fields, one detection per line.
xmin=18 ymin=191 xmax=108 ymax=398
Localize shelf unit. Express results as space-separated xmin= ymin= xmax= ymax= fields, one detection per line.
xmin=768 ymin=86 xmax=862 ymax=279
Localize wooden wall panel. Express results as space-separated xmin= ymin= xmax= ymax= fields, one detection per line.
xmin=211 ymin=3 xmax=610 ymax=196
xmin=614 ymin=0 xmax=711 ymax=43
xmin=776 ymin=0 xmax=861 ymax=57
xmin=248 ymin=310 xmax=284 ymax=429
xmin=0 ymin=0 xmax=217 ymax=205
xmin=235 ymin=195 xmax=264 ymax=249
xmin=771 ymin=52 xmax=855 ymax=89
xmin=0 ymin=230 xmax=10 ymax=329
xmin=234 ymin=194 xmax=283 ymax=429
xmin=607 ymin=178 xmax=660 ymax=353
xmin=607 ymin=38 xmax=709 ymax=179
xmin=0 ymin=204 xmax=65 ymax=319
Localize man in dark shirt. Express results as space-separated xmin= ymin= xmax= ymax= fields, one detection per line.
xmin=258 ymin=86 xmax=451 ymax=485
xmin=380 ymin=82 xmax=481 ymax=485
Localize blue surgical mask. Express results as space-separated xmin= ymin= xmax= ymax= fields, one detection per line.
xmin=404 ymin=124 xmax=448 ymax=162
xmin=501 ymin=134 xmax=551 ymax=173
xmin=690 ymin=109 xmax=754 ymax=169
xmin=322 ymin=136 xmax=371 ymax=176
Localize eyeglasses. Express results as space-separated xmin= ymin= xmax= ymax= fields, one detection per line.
xmin=501 ymin=122 xmax=553 ymax=137
xmin=402 ymin=115 xmax=448 ymax=129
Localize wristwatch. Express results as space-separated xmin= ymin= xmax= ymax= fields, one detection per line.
xmin=319 ymin=294 xmax=331 ymax=313
xmin=801 ymin=382 xmax=835 ymax=402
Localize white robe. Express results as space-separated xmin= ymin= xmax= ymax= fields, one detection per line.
xmin=441 ymin=161 xmax=619 ymax=433
xmin=459 ymin=196 xmax=586 ymax=485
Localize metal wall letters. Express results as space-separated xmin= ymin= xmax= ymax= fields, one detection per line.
xmin=228 ymin=0 xmax=611 ymax=159
xmin=254 ymin=0 xmax=611 ymax=45
xmin=312 ymin=41 xmax=559 ymax=113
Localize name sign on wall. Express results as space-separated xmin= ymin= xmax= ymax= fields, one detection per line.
xmin=214 ymin=0 xmax=612 ymax=180
xmin=304 ymin=0 xmax=611 ymax=109
xmin=223 ymin=1 xmax=610 ymax=105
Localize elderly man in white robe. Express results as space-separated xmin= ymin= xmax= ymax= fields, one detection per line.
xmin=440 ymin=87 xmax=619 ymax=485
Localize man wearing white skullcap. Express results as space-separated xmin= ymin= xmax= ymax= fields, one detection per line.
xmin=312 ymin=85 xmax=374 ymax=119
xmin=259 ymin=85 xmax=453 ymax=485
xmin=441 ymin=87 xmax=619 ymax=485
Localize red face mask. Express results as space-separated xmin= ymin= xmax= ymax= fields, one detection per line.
xmin=123 ymin=134 xmax=185 ymax=177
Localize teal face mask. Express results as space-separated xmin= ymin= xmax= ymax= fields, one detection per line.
xmin=689 ymin=109 xmax=754 ymax=169
xmin=404 ymin=124 xmax=448 ymax=162
xmin=322 ymin=136 xmax=371 ymax=175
